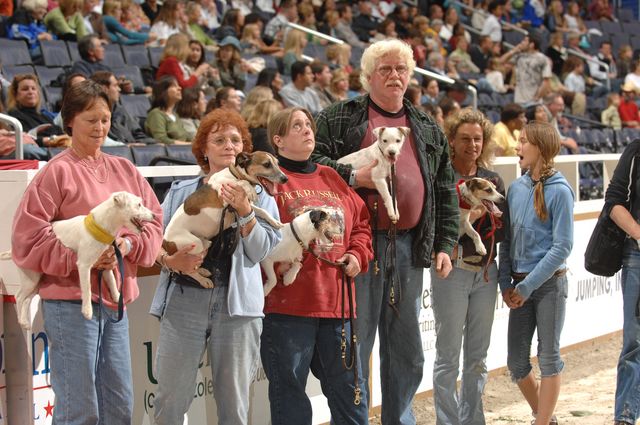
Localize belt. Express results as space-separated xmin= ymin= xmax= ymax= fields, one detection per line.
xmin=511 ymin=268 xmax=567 ymax=283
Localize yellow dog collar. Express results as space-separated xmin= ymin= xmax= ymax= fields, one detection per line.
xmin=84 ymin=213 xmax=115 ymax=245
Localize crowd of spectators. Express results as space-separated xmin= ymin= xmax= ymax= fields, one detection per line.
xmin=0 ymin=0 xmax=639 ymax=163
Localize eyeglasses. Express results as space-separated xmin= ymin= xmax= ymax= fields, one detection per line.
xmin=208 ymin=136 xmax=243 ymax=147
xmin=376 ymin=65 xmax=409 ymax=77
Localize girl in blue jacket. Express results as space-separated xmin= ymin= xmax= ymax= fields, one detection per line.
xmin=498 ymin=121 xmax=574 ymax=425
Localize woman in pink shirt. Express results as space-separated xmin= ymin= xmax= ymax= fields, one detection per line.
xmin=11 ymin=79 xmax=163 ymax=423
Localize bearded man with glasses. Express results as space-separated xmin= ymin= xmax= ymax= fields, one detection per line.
xmin=313 ymin=39 xmax=459 ymax=425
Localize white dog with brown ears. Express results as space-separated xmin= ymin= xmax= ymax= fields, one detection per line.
xmin=337 ymin=126 xmax=410 ymax=223
xmin=261 ymin=208 xmax=343 ymax=296
xmin=162 ymin=151 xmax=287 ymax=289
xmin=456 ymin=177 xmax=504 ymax=256
xmin=1 ymin=191 xmax=156 ymax=330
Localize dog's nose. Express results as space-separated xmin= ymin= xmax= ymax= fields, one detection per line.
xmin=280 ymin=175 xmax=288 ymax=183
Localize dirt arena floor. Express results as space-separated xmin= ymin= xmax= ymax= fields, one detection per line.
xmin=370 ymin=332 xmax=624 ymax=425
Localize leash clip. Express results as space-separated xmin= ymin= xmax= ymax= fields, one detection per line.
xmin=354 ymin=387 xmax=361 ymax=405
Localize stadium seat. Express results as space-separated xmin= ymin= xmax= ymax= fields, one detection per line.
xmin=165 ymin=144 xmax=196 ymax=163
xmin=39 ymin=40 xmax=72 ymax=67
xmin=43 ymin=86 xmax=62 ymax=111
xmin=584 ymin=20 xmax=601 ymax=31
xmin=0 ymin=39 xmax=33 ymax=66
xmin=102 ymin=43 xmax=126 ymax=68
xmin=503 ymin=31 xmax=526 ymax=47
xmin=622 ymin=22 xmax=640 ymax=35
xmin=120 ymin=94 xmax=151 ymax=120
xmin=351 ymin=45 xmax=364 ymax=68
xmin=35 ymin=66 xmax=66 ymax=88
xmin=617 ymin=8 xmax=635 ymax=22
xmin=111 ymin=65 xmax=145 ymax=90
xmin=148 ymin=47 xmax=164 ymax=67
xmin=611 ymin=34 xmax=630 ymax=52
xmin=244 ymin=73 xmax=258 ymax=92
xmin=102 ymin=145 xmax=134 ymax=162
xmin=48 ymin=147 xmax=67 ymax=158
xmin=122 ymin=44 xmax=151 ymax=68
xmin=630 ymin=36 xmax=640 ymax=51
xmin=67 ymin=41 xmax=81 ymax=63
xmin=130 ymin=144 xmax=167 ymax=166
xmin=601 ymin=21 xmax=621 ymax=35
xmin=3 ymin=65 xmax=35 ymax=81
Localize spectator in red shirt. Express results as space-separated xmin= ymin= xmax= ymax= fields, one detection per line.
xmin=618 ymin=82 xmax=640 ymax=128
xmin=156 ymin=32 xmax=212 ymax=89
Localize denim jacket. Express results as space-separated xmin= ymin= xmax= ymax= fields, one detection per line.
xmin=150 ymin=177 xmax=281 ymax=318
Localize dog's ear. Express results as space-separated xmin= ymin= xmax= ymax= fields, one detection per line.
xmin=235 ymin=152 xmax=252 ymax=169
xmin=372 ymin=127 xmax=385 ymax=139
xmin=112 ymin=192 xmax=128 ymax=207
xmin=309 ymin=209 xmax=328 ymax=229
xmin=398 ymin=127 xmax=411 ymax=138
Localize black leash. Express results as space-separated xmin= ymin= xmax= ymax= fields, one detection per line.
xmin=385 ymin=164 xmax=401 ymax=313
xmin=290 ymin=221 xmax=361 ymax=406
xmin=95 ymin=242 xmax=126 ymax=373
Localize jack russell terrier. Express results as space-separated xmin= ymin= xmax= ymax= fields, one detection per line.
xmin=261 ymin=208 xmax=343 ymax=296
xmin=1 ymin=191 xmax=155 ymax=330
xmin=337 ymin=126 xmax=410 ymax=223
xmin=456 ymin=177 xmax=504 ymax=256
xmin=162 ymin=151 xmax=287 ymax=289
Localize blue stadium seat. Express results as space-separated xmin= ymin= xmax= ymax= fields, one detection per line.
xmin=122 ymin=44 xmax=151 ymax=68
xmin=622 ymin=22 xmax=640 ymax=34
xmin=119 ymin=94 xmax=151 ymax=119
xmin=35 ymin=66 xmax=66 ymax=88
xmin=111 ymin=65 xmax=145 ymax=90
xmin=631 ymin=36 xmax=640 ymax=52
xmin=67 ymin=41 xmax=81 ymax=63
xmin=601 ymin=21 xmax=622 ymax=35
xmin=3 ymin=65 xmax=35 ymax=82
xmin=585 ymin=21 xmax=601 ymax=31
xmin=165 ymin=144 xmax=196 ymax=163
xmin=39 ymin=40 xmax=72 ymax=67
xmin=0 ymin=39 xmax=32 ymax=66
xmin=503 ymin=31 xmax=526 ymax=47
xmin=130 ymin=145 xmax=167 ymax=166
xmin=102 ymin=145 xmax=134 ymax=162
xmin=102 ymin=44 xmax=126 ymax=68
xmin=617 ymin=8 xmax=635 ymax=22
xmin=244 ymin=73 xmax=258 ymax=92
xmin=611 ymin=34 xmax=630 ymax=52
xmin=148 ymin=47 xmax=163 ymax=67
xmin=43 ymin=86 xmax=62 ymax=112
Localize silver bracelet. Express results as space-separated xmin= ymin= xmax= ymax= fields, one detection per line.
xmin=237 ymin=209 xmax=255 ymax=227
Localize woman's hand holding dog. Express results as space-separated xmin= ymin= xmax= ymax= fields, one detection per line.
xmin=337 ymin=253 xmax=361 ymax=277
xmin=93 ymin=246 xmax=117 ymax=270
xmin=165 ymin=244 xmax=205 ymax=273
xmin=220 ymin=183 xmax=256 ymax=236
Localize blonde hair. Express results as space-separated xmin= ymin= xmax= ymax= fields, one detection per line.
xmin=444 ymin=107 xmax=495 ymax=170
xmin=8 ymin=74 xmax=42 ymax=110
xmin=330 ymin=68 xmax=348 ymax=95
xmin=103 ymin=0 xmax=122 ymax=16
xmin=241 ymin=23 xmax=260 ymax=42
xmin=162 ymin=33 xmax=191 ymax=62
xmin=521 ymin=121 xmax=561 ymax=221
xmin=246 ymin=99 xmax=283 ymax=128
xmin=360 ymin=39 xmax=416 ymax=92
xmin=283 ymin=29 xmax=306 ymax=58
xmin=21 ymin=0 xmax=47 ymax=12
xmin=326 ymin=43 xmax=351 ymax=67
xmin=240 ymin=86 xmax=274 ymax=120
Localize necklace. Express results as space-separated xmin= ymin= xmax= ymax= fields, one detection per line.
xmin=73 ymin=148 xmax=109 ymax=183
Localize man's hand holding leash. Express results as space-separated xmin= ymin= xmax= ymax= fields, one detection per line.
xmin=337 ymin=253 xmax=361 ymax=277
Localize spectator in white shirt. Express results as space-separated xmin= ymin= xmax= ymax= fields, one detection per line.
xmin=279 ymin=61 xmax=322 ymax=115
xmin=264 ymin=0 xmax=298 ymax=44
xmin=481 ymin=0 xmax=503 ymax=43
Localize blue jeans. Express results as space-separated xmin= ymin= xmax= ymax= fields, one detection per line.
xmin=42 ymin=300 xmax=132 ymax=425
xmin=260 ymin=313 xmax=368 ymax=425
xmin=153 ymin=284 xmax=261 ymax=425
xmin=615 ymin=243 xmax=640 ymax=424
xmin=431 ymin=264 xmax=498 ymax=425
xmin=356 ymin=231 xmax=424 ymax=425
xmin=507 ymin=275 xmax=568 ymax=381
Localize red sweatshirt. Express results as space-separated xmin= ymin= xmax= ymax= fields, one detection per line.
xmin=11 ymin=149 xmax=163 ymax=309
xmin=156 ymin=56 xmax=198 ymax=89
xmin=264 ymin=165 xmax=372 ymax=318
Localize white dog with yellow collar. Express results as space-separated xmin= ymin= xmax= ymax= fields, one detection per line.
xmin=2 ymin=191 xmax=155 ymax=330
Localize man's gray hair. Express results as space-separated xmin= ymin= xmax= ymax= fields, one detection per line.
xmin=359 ymin=39 xmax=416 ymax=93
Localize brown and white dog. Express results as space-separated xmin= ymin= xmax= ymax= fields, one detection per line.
xmin=162 ymin=151 xmax=287 ymax=288
xmin=456 ymin=178 xmax=504 ymax=256
xmin=337 ymin=126 xmax=410 ymax=223
xmin=1 ymin=192 xmax=155 ymax=330
xmin=261 ymin=208 xmax=343 ymax=296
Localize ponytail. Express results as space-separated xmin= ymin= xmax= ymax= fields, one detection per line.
xmin=533 ymin=164 xmax=556 ymax=221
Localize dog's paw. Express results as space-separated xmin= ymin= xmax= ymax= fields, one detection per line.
xmin=475 ymin=244 xmax=487 ymax=256
xmin=198 ymin=278 xmax=215 ymax=289
xmin=389 ymin=212 xmax=400 ymax=223
xmin=263 ymin=281 xmax=276 ymax=296
xmin=282 ymin=270 xmax=298 ymax=285
xmin=197 ymin=268 xmax=212 ymax=277
xmin=111 ymin=290 xmax=121 ymax=302
xmin=18 ymin=318 xmax=31 ymax=331
xmin=81 ymin=305 xmax=93 ymax=320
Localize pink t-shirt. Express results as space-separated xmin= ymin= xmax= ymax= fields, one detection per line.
xmin=359 ymin=103 xmax=425 ymax=230
xmin=11 ymin=149 xmax=164 ymax=309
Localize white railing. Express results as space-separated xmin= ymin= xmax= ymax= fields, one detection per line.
xmin=286 ymin=22 xmax=344 ymax=45
xmin=0 ymin=113 xmax=24 ymax=160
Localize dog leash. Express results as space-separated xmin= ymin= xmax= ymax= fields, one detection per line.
xmin=472 ymin=209 xmax=503 ymax=282
xmin=290 ymin=221 xmax=362 ymax=406
xmin=94 ymin=242 xmax=126 ymax=373
xmin=386 ymin=164 xmax=401 ymax=313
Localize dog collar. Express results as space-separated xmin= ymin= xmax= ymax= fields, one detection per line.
xmin=456 ymin=179 xmax=472 ymax=210
xmin=84 ymin=213 xmax=116 ymax=245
